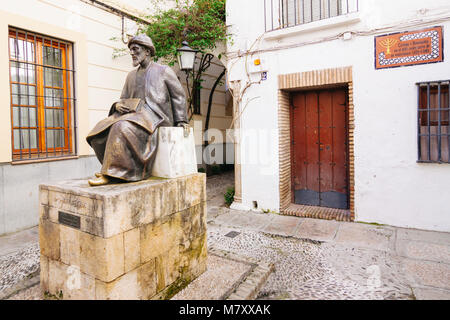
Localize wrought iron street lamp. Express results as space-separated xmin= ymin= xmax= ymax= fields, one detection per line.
xmin=177 ymin=41 xmax=198 ymax=73
xmin=177 ymin=40 xmax=200 ymax=117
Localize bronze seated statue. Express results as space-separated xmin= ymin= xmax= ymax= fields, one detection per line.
xmin=86 ymin=34 xmax=189 ymax=186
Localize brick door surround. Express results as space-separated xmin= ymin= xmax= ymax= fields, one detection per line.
xmin=278 ymin=67 xmax=355 ymax=221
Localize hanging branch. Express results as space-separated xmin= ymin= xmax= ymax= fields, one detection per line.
xmin=204 ymin=68 xmax=226 ymax=146
xmin=186 ymin=52 xmax=215 ymax=120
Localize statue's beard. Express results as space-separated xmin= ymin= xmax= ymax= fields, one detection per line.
xmin=132 ymin=58 xmax=140 ymax=67
xmin=132 ymin=55 xmax=150 ymax=67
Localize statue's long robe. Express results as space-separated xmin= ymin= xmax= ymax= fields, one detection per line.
xmin=86 ymin=62 xmax=187 ymax=181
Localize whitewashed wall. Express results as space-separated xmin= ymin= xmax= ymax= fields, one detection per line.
xmin=227 ymin=0 xmax=450 ymax=231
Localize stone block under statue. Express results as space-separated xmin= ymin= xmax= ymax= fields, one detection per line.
xmin=39 ymin=173 xmax=207 ymax=300
xmin=152 ymin=127 xmax=197 ymax=179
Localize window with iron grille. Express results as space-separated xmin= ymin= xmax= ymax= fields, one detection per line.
xmin=264 ymin=0 xmax=358 ymax=31
xmin=8 ymin=27 xmax=76 ymax=161
xmin=417 ymin=81 xmax=450 ymax=163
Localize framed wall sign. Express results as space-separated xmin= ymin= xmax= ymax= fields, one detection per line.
xmin=261 ymin=71 xmax=268 ymax=81
xmin=375 ymin=26 xmax=444 ymax=69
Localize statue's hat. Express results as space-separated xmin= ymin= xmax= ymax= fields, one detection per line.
xmin=128 ymin=34 xmax=156 ymax=56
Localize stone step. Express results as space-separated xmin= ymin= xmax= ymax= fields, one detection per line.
xmin=172 ymin=247 xmax=274 ymax=300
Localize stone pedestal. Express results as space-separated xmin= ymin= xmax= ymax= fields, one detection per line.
xmin=151 ymin=127 xmax=197 ymax=179
xmin=39 ymin=173 xmax=207 ymax=300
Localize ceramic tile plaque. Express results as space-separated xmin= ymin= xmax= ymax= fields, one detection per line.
xmin=375 ymin=26 xmax=443 ymax=69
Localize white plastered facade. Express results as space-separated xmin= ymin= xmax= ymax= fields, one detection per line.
xmin=226 ymin=0 xmax=450 ymax=232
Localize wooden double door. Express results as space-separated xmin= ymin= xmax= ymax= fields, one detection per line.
xmin=291 ymin=88 xmax=349 ymax=210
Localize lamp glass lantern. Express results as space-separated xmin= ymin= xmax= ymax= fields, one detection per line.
xmin=177 ymin=41 xmax=198 ymax=72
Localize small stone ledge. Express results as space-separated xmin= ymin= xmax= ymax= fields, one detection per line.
xmin=226 ymin=262 xmax=274 ymax=300
xmin=0 ymin=270 xmax=40 ymax=300
xmin=208 ymin=247 xmax=274 ymax=300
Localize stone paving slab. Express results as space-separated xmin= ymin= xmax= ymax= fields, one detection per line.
xmin=227 ymin=211 xmax=274 ymax=231
xmin=213 ymin=210 xmax=246 ymax=227
xmin=396 ymin=239 xmax=450 ymax=264
xmin=294 ymin=218 xmax=339 ymax=242
xmin=261 ymin=215 xmax=304 ymax=237
xmin=401 ymin=258 xmax=450 ymax=290
xmin=334 ymin=222 xmax=395 ymax=252
xmin=0 ymin=227 xmax=38 ymax=257
xmin=214 ymin=210 xmax=275 ymax=231
xmin=413 ymin=287 xmax=450 ymax=300
xmin=397 ymin=228 xmax=450 ymax=246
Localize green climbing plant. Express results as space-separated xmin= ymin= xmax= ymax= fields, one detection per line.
xmin=224 ymin=187 xmax=235 ymax=207
xmin=142 ymin=0 xmax=228 ymax=65
xmin=139 ymin=0 xmax=229 ymax=119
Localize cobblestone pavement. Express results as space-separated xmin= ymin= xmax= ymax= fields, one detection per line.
xmin=1 ymin=170 xmax=450 ymax=300
xmin=208 ymin=212 xmax=450 ymax=299
xmin=208 ymin=226 xmax=414 ymax=300
xmin=0 ymin=242 xmax=40 ymax=292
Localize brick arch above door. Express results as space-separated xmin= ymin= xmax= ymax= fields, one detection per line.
xmin=278 ymin=67 xmax=355 ymax=221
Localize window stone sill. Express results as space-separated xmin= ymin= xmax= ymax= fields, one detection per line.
xmin=11 ymin=155 xmax=79 ymax=165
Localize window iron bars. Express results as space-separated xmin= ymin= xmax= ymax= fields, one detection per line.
xmin=264 ymin=0 xmax=359 ymax=32
xmin=417 ymin=80 xmax=450 ymax=164
xmin=8 ymin=28 xmax=76 ymax=162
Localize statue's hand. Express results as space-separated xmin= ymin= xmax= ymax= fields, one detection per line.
xmin=115 ymin=102 xmax=130 ymax=114
xmin=177 ymin=122 xmax=190 ymax=137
